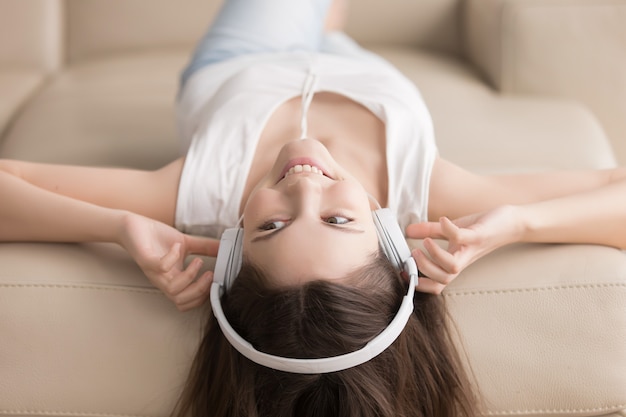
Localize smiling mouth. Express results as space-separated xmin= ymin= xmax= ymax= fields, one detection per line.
xmin=277 ymin=159 xmax=334 ymax=183
xmin=283 ymin=164 xmax=327 ymax=179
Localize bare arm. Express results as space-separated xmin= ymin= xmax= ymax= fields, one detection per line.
xmin=0 ymin=167 xmax=126 ymax=243
xmin=0 ymin=158 xmax=184 ymax=228
xmin=428 ymin=158 xmax=626 ymax=222
xmin=427 ymin=157 xmax=626 ymax=247
xmin=0 ymin=158 xmax=216 ymax=311
xmin=409 ymin=157 xmax=626 ymax=293
xmin=518 ymin=179 xmax=626 ymax=248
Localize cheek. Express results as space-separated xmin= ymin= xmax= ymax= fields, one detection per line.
xmin=243 ymin=189 xmax=283 ymax=222
xmin=329 ymin=180 xmax=371 ymax=209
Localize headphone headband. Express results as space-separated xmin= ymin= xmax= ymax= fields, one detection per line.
xmin=211 ymin=208 xmax=419 ymax=374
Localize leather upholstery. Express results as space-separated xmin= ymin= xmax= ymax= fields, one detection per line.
xmin=367 ymin=46 xmax=617 ymax=173
xmin=0 ymin=1 xmax=625 ymax=416
xmin=0 ymin=0 xmax=62 ymax=71
xmin=63 ymin=0 xmax=461 ymax=63
xmin=0 ymin=52 xmax=184 ymax=169
xmin=0 ymin=71 xmax=44 ymax=139
xmin=442 ymin=243 xmax=626 ymax=416
xmin=464 ymin=0 xmax=626 ymax=165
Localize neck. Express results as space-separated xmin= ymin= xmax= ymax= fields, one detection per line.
xmin=241 ymin=93 xmax=388 ymax=214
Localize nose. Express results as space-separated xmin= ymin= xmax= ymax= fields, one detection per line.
xmin=284 ymin=175 xmax=323 ymax=214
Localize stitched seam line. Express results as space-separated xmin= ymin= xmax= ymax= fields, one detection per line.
xmin=484 ymin=403 xmax=626 ymax=415
xmin=444 ymin=282 xmax=626 ymax=297
xmin=506 ymin=0 xmax=626 ymax=9
xmin=0 ymin=283 xmax=160 ymax=295
xmin=0 ymin=411 xmax=152 ymax=417
xmin=3 ymin=406 xmax=625 ymax=417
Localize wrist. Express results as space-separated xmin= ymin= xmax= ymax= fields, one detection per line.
xmin=511 ymin=204 xmax=537 ymax=244
xmin=112 ymin=210 xmax=135 ymax=247
xmin=496 ymin=205 xmax=528 ymax=246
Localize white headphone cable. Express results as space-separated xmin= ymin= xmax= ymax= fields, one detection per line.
xmin=299 ymin=70 xmax=319 ymax=140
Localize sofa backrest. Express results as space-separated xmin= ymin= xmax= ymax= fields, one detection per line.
xmin=0 ymin=0 xmax=63 ymax=71
xmin=346 ymin=0 xmax=461 ymax=54
xmin=1 ymin=0 xmax=462 ymax=71
xmin=65 ymin=0 xmax=222 ymax=63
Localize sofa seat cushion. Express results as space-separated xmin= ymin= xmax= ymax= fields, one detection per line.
xmin=439 ymin=242 xmax=626 ymax=415
xmin=370 ymin=46 xmax=617 ymax=173
xmin=1 ymin=239 xmax=624 ymax=416
xmin=0 ymin=51 xmax=187 ymax=169
xmin=1 ymin=47 xmax=617 ymax=174
xmin=0 ymin=242 xmax=207 ymax=417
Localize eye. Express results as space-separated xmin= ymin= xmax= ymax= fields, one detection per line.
xmin=324 ymin=215 xmax=351 ymax=225
xmin=260 ymin=220 xmax=288 ymax=231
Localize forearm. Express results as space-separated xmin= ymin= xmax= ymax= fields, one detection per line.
xmin=0 ymin=171 xmax=127 ymax=243
xmin=517 ymin=178 xmax=626 ymax=249
xmin=429 ymin=158 xmax=626 ymax=221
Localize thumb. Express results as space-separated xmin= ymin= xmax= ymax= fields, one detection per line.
xmin=184 ymin=235 xmax=220 ymax=257
xmin=406 ymin=221 xmax=444 ymax=240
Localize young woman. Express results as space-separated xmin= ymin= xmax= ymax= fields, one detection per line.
xmin=1 ymin=0 xmax=625 ymax=415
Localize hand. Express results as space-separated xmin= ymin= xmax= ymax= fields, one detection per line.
xmin=118 ymin=212 xmax=219 ymax=311
xmin=406 ymin=205 xmax=523 ymax=294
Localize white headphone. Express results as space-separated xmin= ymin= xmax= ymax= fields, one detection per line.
xmin=210 ymin=207 xmax=418 ymax=374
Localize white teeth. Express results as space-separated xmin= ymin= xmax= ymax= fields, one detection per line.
xmin=284 ymin=164 xmax=326 ymax=179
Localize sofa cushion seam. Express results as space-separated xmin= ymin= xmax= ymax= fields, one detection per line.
xmin=0 ymin=411 xmax=150 ymax=417
xmin=444 ymin=282 xmax=626 ymax=297
xmin=483 ymin=403 xmax=626 ymax=416
xmin=0 ymin=283 xmax=160 ymax=295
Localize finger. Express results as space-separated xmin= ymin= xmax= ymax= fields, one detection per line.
xmin=185 ymin=235 xmax=220 ymax=257
xmin=423 ymin=237 xmax=462 ymax=275
xmin=412 ymin=247 xmax=456 ymax=286
xmin=177 ymin=275 xmax=213 ymax=311
xmin=439 ymin=217 xmax=476 ymax=245
xmin=160 ymin=242 xmax=182 ymax=272
xmin=165 ymin=257 xmax=204 ymax=297
xmin=414 ymin=277 xmax=447 ymax=295
xmin=174 ymin=270 xmax=213 ymax=311
xmin=405 ymin=222 xmax=444 ymax=240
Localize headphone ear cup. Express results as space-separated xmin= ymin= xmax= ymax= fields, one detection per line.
xmin=372 ymin=208 xmax=412 ymax=271
xmin=213 ymin=228 xmax=244 ymax=291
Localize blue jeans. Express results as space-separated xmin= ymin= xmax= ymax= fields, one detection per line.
xmin=180 ymin=0 xmax=380 ymax=88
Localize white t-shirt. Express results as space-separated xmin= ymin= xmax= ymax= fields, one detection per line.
xmin=175 ymin=51 xmax=437 ymax=238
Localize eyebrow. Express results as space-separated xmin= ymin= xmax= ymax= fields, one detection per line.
xmin=251 ymin=222 xmax=365 ymax=243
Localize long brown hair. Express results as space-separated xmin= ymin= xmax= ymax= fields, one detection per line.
xmin=172 ymin=253 xmax=479 ymax=417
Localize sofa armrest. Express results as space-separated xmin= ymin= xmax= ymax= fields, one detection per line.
xmin=463 ymin=0 xmax=626 ymax=162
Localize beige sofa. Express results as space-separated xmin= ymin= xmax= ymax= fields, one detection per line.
xmin=1 ymin=1 xmax=625 ymax=416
